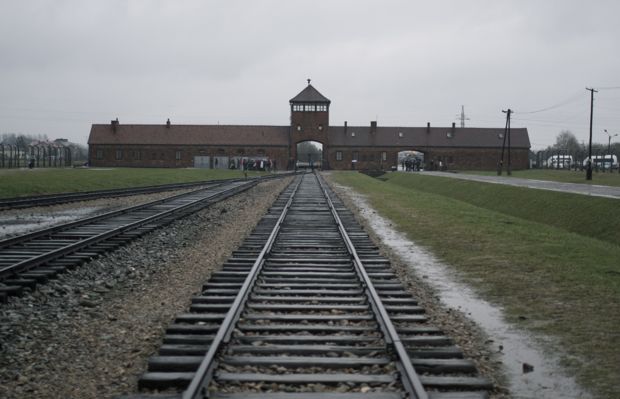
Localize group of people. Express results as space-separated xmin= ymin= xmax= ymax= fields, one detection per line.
xmin=238 ymin=158 xmax=275 ymax=172
xmin=401 ymin=157 xmax=422 ymax=171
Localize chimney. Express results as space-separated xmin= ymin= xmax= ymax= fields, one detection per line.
xmin=452 ymin=122 xmax=456 ymax=134
xmin=111 ymin=118 xmax=119 ymax=133
xmin=426 ymin=122 xmax=430 ymax=134
xmin=344 ymin=121 xmax=348 ymax=135
xmin=166 ymin=118 xmax=171 ymax=128
xmin=370 ymin=121 xmax=377 ymax=134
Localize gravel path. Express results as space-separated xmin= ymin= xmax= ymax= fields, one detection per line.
xmin=0 ymin=177 xmax=292 ymax=399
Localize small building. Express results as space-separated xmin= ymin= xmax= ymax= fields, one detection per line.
xmin=88 ymin=83 xmax=530 ymax=170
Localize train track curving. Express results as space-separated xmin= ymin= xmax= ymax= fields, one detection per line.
xmin=131 ymin=173 xmax=492 ymax=399
xmin=0 ymin=176 xmax=289 ymax=302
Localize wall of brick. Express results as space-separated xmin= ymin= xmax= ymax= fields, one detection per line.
xmin=326 ymin=146 xmax=529 ymax=170
xmin=89 ymin=144 xmax=290 ymax=170
xmin=90 ymin=144 xmax=528 ymax=171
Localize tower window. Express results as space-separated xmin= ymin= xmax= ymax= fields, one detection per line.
xmin=304 ymin=104 xmax=315 ymax=111
xmin=317 ymin=105 xmax=327 ymax=111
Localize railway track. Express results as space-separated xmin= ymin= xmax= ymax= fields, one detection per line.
xmin=132 ymin=173 xmax=492 ymax=399
xmin=0 ymin=177 xmax=274 ymax=302
xmin=0 ymin=174 xmax=289 ymax=210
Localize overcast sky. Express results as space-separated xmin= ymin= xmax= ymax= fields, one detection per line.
xmin=1 ymin=1 xmax=619 ymax=149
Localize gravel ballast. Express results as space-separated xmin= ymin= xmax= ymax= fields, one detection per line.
xmin=0 ymin=177 xmax=292 ymax=399
xmin=1 ymin=173 xmax=506 ymax=398
xmin=0 ymin=187 xmax=206 ymax=239
xmin=323 ymin=174 xmax=510 ymax=398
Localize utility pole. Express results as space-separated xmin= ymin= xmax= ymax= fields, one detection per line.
xmin=586 ymin=87 xmax=597 ymax=180
xmin=497 ymin=109 xmax=512 ymax=175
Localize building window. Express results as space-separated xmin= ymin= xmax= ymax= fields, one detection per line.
xmin=96 ymin=149 xmax=103 ymax=160
xmin=160 ymin=153 xmax=165 ymax=160
xmin=398 ymin=132 xmax=404 ymax=138
xmin=351 ymin=132 xmax=356 ymax=137
xmin=175 ymin=150 xmax=182 ymax=161
xmin=448 ymin=156 xmax=454 ymax=163
xmin=336 ymin=151 xmax=343 ymax=161
xmin=382 ymin=151 xmax=387 ymax=161
xmin=115 ymin=149 xmax=123 ymax=160
xmin=353 ymin=151 xmax=359 ymax=161
xmin=136 ymin=151 xmax=142 ymax=160
xmin=151 ymin=152 xmax=157 ymax=160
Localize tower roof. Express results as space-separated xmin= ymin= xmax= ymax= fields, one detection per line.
xmin=290 ymin=83 xmax=331 ymax=104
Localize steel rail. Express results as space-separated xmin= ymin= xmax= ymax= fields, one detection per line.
xmin=182 ymin=176 xmax=303 ymax=399
xmin=317 ymin=172 xmax=429 ymax=399
xmin=0 ymin=180 xmax=257 ymax=279
xmin=0 ymin=181 xmax=233 ymax=250
xmin=0 ymin=172 xmax=296 ymax=210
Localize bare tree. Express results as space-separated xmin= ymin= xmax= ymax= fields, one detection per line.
xmin=553 ymin=130 xmax=580 ymax=155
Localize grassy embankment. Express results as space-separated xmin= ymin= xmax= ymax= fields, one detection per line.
xmin=0 ymin=168 xmax=267 ymax=199
xmin=330 ymin=171 xmax=620 ymax=399
xmin=465 ymin=168 xmax=620 ymax=187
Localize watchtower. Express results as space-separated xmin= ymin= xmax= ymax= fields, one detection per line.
xmin=289 ymin=80 xmax=331 ymax=167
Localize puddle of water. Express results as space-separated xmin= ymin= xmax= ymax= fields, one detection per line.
xmin=0 ymin=207 xmax=104 ymax=239
xmin=340 ymin=186 xmax=590 ymax=399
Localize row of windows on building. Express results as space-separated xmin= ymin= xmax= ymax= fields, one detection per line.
xmin=292 ymin=104 xmax=328 ymax=112
xmin=335 ymin=151 xmax=388 ymax=162
xmin=95 ymin=148 xmax=267 ymax=161
xmin=94 ymin=149 xmax=185 ymax=161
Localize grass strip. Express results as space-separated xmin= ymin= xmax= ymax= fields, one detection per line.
xmin=0 ymin=168 xmax=266 ymax=198
xmin=330 ymin=171 xmax=620 ymax=399
xmin=383 ymin=172 xmax=620 ymax=246
xmin=465 ymin=169 xmax=620 ymax=187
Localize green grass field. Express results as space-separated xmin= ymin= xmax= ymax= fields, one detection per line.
xmin=465 ymin=169 xmax=620 ymax=187
xmin=330 ymin=171 xmax=620 ymax=399
xmin=0 ymin=168 xmax=267 ymax=198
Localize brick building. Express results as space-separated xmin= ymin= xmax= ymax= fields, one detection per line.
xmin=88 ymin=82 xmax=530 ymax=170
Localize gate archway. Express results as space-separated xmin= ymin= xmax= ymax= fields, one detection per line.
xmin=295 ymin=140 xmax=323 ymax=170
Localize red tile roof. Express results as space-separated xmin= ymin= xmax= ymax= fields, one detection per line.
xmin=88 ymin=124 xmax=289 ymax=146
xmin=328 ymin=126 xmax=530 ymax=149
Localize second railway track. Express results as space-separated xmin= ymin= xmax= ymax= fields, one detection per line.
xmin=131 ymin=173 xmax=492 ymax=399
xmin=0 ymin=177 xmax=279 ymax=302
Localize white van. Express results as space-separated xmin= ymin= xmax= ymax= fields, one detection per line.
xmin=547 ymin=155 xmax=573 ymax=169
xmin=583 ymin=155 xmax=619 ymax=170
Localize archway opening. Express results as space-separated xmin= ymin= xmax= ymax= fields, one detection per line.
xmin=296 ymin=141 xmax=323 ymax=170
xmin=397 ymin=150 xmax=425 ymax=171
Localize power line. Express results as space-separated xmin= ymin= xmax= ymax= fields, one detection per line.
xmin=515 ymin=91 xmax=584 ymax=114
